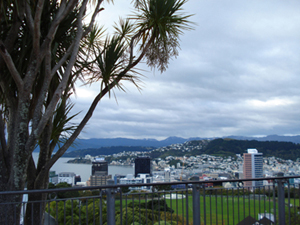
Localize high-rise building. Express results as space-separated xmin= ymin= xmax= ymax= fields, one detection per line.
xmin=134 ymin=156 xmax=152 ymax=177
xmin=243 ymin=148 xmax=263 ymax=187
xmin=89 ymin=174 xmax=112 ymax=186
xmin=92 ymin=158 xmax=108 ymax=176
xmin=88 ymin=158 xmax=111 ymax=186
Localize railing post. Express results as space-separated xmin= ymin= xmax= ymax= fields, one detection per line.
xmin=192 ymin=183 xmax=201 ymax=225
xmin=277 ymin=179 xmax=286 ymax=225
xmin=203 ymin=184 xmax=206 ymax=224
xmin=106 ymin=179 xmax=116 ymax=225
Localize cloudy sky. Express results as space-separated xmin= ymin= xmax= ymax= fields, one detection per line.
xmin=71 ymin=0 xmax=300 ymax=140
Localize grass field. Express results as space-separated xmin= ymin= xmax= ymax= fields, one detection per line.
xmin=117 ymin=192 xmax=300 ymax=225
xmin=165 ymin=194 xmax=275 ymax=224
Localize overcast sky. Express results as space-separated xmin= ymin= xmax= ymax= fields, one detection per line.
xmin=71 ymin=0 xmax=300 ymax=140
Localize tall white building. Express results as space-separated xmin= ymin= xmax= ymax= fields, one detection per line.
xmin=243 ymin=148 xmax=263 ymax=187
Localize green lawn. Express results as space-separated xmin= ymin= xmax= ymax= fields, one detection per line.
xmin=166 ymin=195 xmax=275 ymax=224
xmin=117 ymin=192 xmax=299 ymax=225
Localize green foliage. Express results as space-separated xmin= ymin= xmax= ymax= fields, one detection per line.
xmin=199 ymin=138 xmax=300 ymax=159
xmin=46 ymin=195 xmax=186 ymax=225
xmin=286 ymin=208 xmax=300 ymax=224
xmin=115 ymin=206 xmax=183 ymax=225
xmin=48 ymin=182 xmax=80 ymax=199
xmin=153 ymin=138 xmax=300 ymax=160
xmin=153 ymin=221 xmax=171 ymax=225
xmin=168 ymin=159 xmax=181 ymax=167
xmin=155 ymin=184 xmax=173 ymax=191
xmin=133 ymin=0 xmax=194 ymax=72
xmin=46 ymin=199 xmax=107 ymax=225
xmin=115 ymin=208 xmax=148 ymax=225
xmin=128 ymin=199 xmax=174 ymax=213
xmin=0 ymin=0 xmax=193 ymax=223
xmin=121 ymin=186 xmax=131 ymax=194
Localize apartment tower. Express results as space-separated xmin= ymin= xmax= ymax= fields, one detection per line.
xmin=243 ymin=148 xmax=263 ymax=187
xmin=134 ymin=156 xmax=152 ymax=177
xmin=91 ymin=158 xmax=108 ymax=176
xmin=88 ymin=158 xmax=111 ymax=186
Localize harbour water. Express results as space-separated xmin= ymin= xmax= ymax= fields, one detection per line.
xmin=32 ymin=153 xmax=133 ymax=183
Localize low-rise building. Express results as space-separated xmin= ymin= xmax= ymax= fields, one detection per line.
xmin=58 ymin=172 xmax=76 ymax=185
xmin=120 ymin=174 xmax=152 ymax=190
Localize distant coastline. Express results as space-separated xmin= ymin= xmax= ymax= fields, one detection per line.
xmin=67 ymin=158 xmax=133 ymax=166
xmin=67 ymin=158 xmax=92 ymax=164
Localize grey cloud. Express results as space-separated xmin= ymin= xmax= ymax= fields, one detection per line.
xmin=70 ymin=0 xmax=300 ymax=139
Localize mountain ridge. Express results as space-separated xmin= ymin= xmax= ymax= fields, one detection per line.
xmin=60 ymin=135 xmax=300 ymax=152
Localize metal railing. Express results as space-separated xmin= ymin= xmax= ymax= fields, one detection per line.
xmin=1 ymin=176 xmax=300 ymax=225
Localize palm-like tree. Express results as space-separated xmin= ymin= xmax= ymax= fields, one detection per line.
xmin=0 ymin=0 xmax=193 ymax=223
xmin=133 ymin=0 xmax=193 ymax=70
xmin=86 ymin=0 xmax=193 ymax=95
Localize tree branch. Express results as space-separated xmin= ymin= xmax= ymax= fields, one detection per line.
xmin=24 ymin=0 xmax=79 ymax=132
xmin=128 ymin=34 xmax=155 ymax=71
xmin=25 ymin=0 xmax=34 ymax=35
xmin=40 ymin=0 xmax=77 ymax=55
xmin=33 ymin=0 xmax=45 ymax=56
xmin=51 ymin=0 xmax=103 ymax=76
xmin=27 ymin=0 xmax=88 ymax=153
xmin=0 ymin=41 xmax=24 ymax=91
xmin=2 ymin=101 xmax=18 ymax=175
xmin=83 ymin=0 xmax=103 ymax=36
xmin=129 ymin=31 xmax=142 ymax=65
xmin=0 ymin=111 xmax=8 ymax=164
xmin=50 ymin=43 xmax=74 ymax=77
xmin=31 ymin=47 xmax=52 ymax=130
xmin=43 ymin=31 xmax=155 ymax=171
xmin=44 ymin=91 xmax=104 ymax=170
xmin=3 ymin=0 xmax=25 ymax=54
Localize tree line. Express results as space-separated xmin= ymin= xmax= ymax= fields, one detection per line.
xmin=197 ymin=138 xmax=300 ymax=160
xmin=63 ymin=138 xmax=300 ymax=161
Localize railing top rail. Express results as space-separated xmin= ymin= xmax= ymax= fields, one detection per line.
xmin=0 ymin=175 xmax=299 ymax=196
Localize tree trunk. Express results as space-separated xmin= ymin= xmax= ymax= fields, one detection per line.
xmin=24 ymin=121 xmax=53 ymax=225
xmin=24 ymin=187 xmax=49 ymax=225
xmin=25 ymin=164 xmax=50 ymax=225
xmin=0 ymin=148 xmax=30 ymax=224
xmin=0 ymin=187 xmax=24 ymax=224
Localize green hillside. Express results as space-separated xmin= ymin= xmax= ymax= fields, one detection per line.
xmin=194 ymin=138 xmax=300 ymax=159
xmin=62 ymin=138 xmax=300 ymax=161
xmin=63 ymin=146 xmax=155 ymax=157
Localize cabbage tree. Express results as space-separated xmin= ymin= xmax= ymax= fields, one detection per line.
xmin=0 ymin=0 xmax=193 ymax=223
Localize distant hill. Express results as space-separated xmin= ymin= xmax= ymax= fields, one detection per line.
xmin=65 ymin=135 xmax=300 ymax=151
xmin=35 ymin=135 xmax=300 ymax=153
xmin=63 ymin=146 xmax=155 ymax=157
xmin=192 ymin=138 xmax=300 ymax=160
xmin=148 ymin=138 xmax=300 ymax=160
xmin=60 ymin=136 xmax=205 ymax=152
xmin=63 ymin=138 xmax=300 ymax=160
xmin=226 ymin=135 xmax=300 ymax=144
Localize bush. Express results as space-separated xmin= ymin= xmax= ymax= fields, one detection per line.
xmin=128 ymin=199 xmax=174 ymax=213
xmin=153 ymin=221 xmax=171 ymax=225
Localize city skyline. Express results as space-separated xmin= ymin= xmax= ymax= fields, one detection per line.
xmin=71 ymin=0 xmax=300 ymax=140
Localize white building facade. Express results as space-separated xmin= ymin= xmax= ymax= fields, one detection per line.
xmin=120 ymin=174 xmax=152 ymax=190
xmin=58 ymin=172 xmax=76 ymax=185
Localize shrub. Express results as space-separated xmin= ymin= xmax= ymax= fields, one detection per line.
xmin=153 ymin=221 xmax=171 ymax=225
